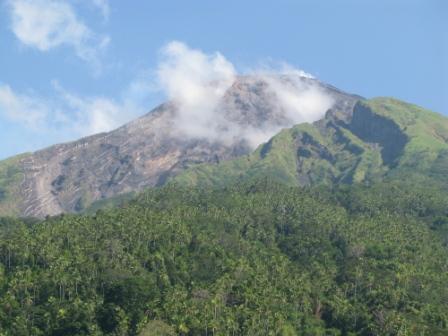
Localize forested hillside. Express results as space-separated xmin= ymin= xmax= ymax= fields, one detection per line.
xmin=1 ymin=180 xmax=447 ymax=335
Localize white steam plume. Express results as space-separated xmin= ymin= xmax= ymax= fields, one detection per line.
xmin=246 ymin=74 xmax=334 ymax=147
xmin=263 ymin=74 xmax=334 ymax=124
xmin=157 ymin=41 xmax=236 ymax=140
xmin=157 ymin=41 xmax=334 ymax=148
xmin=1 ymin=40 xmax=335 ymax=157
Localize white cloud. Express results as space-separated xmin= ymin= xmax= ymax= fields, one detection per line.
xmin=52 ymin=80 xmax=151 ymax=135
xmin=0 ymin=85 xmax=50 ymax=128
xmin=8 ymin=0 xmax=109 ymax=69
xmin=52 ymin=84 xmax=124 ymax=135
xmin=0 ymin=79 xmax=151 ymax=144
xmin=157 ymin=41 xmax=236 ymax=140
xmin=263 ymin=74 xmax=334 ymax=124
xmin=242 ymin=73 xmax=334 ymax=147
xmin=156 ymin=41 xmax=334 ymax=148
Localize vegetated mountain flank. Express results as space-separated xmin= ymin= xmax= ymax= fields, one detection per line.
xmin=0 ymin=75 xmax=358 ymax=218
xmin=1 ymin=181 xmax=448 ymax=335
xmin=174 ymin=98 xmax=448 ymax=188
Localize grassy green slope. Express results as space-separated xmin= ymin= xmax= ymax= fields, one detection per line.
xmin=174 ymin=127 xmax=301 ymax=187
xmin=174 ymin=98 xmax=448 ymax=188
xmin=363 ymin=98 xmax=448 ymax=173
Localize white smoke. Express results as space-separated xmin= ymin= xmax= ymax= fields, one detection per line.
xmin=1 ymin=40 xmax=335 ymax=156
xmin=248 ymin=74 xmax=334 ymax=147
xmin=157 ymin=41 xmax=334 ymax=148
xmin=157 ymin=41 xmax=236 ymax=140
xmin=263 ymin=74 xmax=334 ymax=124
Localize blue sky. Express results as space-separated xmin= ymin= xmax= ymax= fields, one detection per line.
xmin=0 ymin=0 xmax=446 ymax=160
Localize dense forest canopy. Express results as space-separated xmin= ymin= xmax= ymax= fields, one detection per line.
xmin=0 ymin=180 xmax=447 ymax=335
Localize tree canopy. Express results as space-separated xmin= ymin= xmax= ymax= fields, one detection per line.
xmin=0 ymin=180 xmax=447 ymax=335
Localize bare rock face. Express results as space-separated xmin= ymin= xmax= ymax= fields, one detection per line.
xmin=11 ymin=75 xmax=359 ymax=217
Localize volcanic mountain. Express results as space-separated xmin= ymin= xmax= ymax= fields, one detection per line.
xmin=0 ymin=75 xmax=358 ymax=217
xmin=1 ymin=74 xmax=447 ymax=218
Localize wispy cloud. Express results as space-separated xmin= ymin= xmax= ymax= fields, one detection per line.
xmin=52 ymin=79 xmax=152 ymax=135
xmin=0 ymin=78 xmax=152 ymax=146
xmin=0 ymin=85 xmax=50 ymax=128
xmin=8 ymin=0 xmax=110 ymax=70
